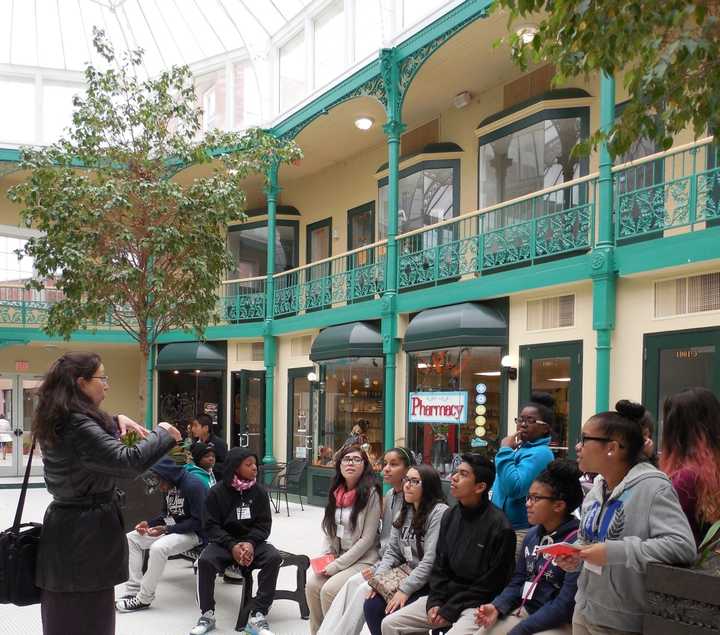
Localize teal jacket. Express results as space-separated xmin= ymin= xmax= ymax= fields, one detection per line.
xmin=184 ymin=463 xmax=216 ymax=489
xmin=491 ymin=436 xmax=553 ymax=529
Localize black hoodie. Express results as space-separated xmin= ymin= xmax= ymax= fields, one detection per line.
xmin=203 ymin=447 xmax=272 ymax=551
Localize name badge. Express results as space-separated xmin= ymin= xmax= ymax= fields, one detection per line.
xmin=402 ymin=544 xmax=413 ymax=562
xmin=164 ymin=516 xmax=176 ymax=526
xmin=522 ymin=580 xmax=537 ymax=600
xmin=236 ymin=505 xmax=251 ymax=520
xmin=337 ymin=524 xmax=345 ymax=539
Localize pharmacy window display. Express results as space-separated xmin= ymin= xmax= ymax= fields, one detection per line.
xmin=407 ymin=346 xmax=502 ymax=478
xmin=312 ymin=357 xmax=385 ymax=471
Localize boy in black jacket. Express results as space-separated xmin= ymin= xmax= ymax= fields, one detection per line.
xmin=382 ymin=453 xmax=516 ymax=634
xmin=189 ymin=448 xmax=282 ymax=635
xmin=117 ymin=457 xmax=207 ymax=612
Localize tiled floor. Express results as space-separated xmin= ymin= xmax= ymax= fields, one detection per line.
xmin=1 ymin=485 xmax=326 ymax=635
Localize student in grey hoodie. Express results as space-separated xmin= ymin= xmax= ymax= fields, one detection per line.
xmin=557 ymin=400 xmax=696 ymax=635
xmin=317 ymin=446 xmax=414 ymax=635
xmin=364 ymin=463 xmax=448 ymax=635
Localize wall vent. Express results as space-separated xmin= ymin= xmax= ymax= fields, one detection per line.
xmin=526 ymin=294 xmax=575 ymax=330
xmin=655 ymin=272 xmax=720 ymax=317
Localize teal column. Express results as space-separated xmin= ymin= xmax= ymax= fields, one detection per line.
xmin=145 ymin=341 xmax=155 ymax=429
xmin=381 ymin=49 xmax=406 ymax=452
xmin=592 ymin=72 xmax=617 ymax=412
xmin=263 ymin=161 xmax=280 ymax=464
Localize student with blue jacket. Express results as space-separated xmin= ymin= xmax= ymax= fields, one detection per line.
xmin=477 ymin=459 xmax=583 ymax=634
xmin=492 ymin=393 xmax=555 ymax=555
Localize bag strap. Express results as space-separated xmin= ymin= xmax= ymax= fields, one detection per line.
xmin=12 ymin=436 xmax=36 ymax=533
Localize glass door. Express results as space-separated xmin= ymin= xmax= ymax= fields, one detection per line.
xmin=347 ymin=202 xmax=377 ymax=302
xmin=643 ymin=328 xmax=720 ymax=443
xmin=519 ymin=341 xmax=583 ymax=457
xmin=231 ymin=370 xmax=265 ymax=459
xmin=0 ymin=374 xmax=44 ymax=477
xmin=287 ymin=367 xmax=313 ymax=462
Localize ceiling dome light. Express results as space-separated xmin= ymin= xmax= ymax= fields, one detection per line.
xmin=516 ymin=24 xmax=539 ymax=45
xmin=354 ymin=116 xmax=374 ymax=130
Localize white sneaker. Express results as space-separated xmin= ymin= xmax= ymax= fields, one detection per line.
xmin=245 ymin=611 xmax=273 ymax=635
xmin=189 ymin=610 xmax=216 ymax=635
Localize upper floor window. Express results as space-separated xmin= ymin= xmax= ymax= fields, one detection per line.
xmin=227 ymin=220 xmax=299 ymax=280
xmin=279 ymin=32 xmax=306 ymax=112
xmin=0 ymin=234 xmax=33 ymax=283
xmin=378 ymin=160 xmax=459 ymax=238
xmin=314 ymin=1 xmax=345 ymax=88
xmin=353 ymin=1 xmax=382 ymax=61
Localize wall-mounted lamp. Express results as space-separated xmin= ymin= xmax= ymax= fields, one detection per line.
xmin=307 ymin=370 xmax=318 ymax=382
xmin=501 ymin=354 xmax=518 ymax=381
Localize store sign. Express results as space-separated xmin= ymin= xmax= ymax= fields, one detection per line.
xmin=408 ymin=391 xmax=468 ymax=424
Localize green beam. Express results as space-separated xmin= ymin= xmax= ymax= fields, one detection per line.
xmin=272 ymin=299 xmax=383 ymax=335
xmin=592 ymin=73 xmax=617 ymax=413
xmin=0 ymin=327 xmax=134 ymax=343
xmin=145 ymin=343 xmax=155 ymax=429
xmin=396 ymin=255 xmax=589 ymax=314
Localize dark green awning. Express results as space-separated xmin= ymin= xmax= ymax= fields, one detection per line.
xmin=403 ymin=302 xmax=507 ymax=352
xmin=310 ymin=322 xmax=383 ymax=361
xmin=156 ymin=341 xmax=226 ymax=370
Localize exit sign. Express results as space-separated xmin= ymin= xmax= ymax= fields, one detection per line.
xmin=15 ymin=360 xmax=29 ymax=372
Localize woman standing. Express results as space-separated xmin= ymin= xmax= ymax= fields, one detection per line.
xmin=558 ymin=400 xmax=696 ymax=635
xmin=34 ymin=352 xmax=181 ymax=635
xmin=660 ymin=387 xmax=720 ymax=545
xmin=318 ymin=447 xmax=414 ymax=635
xmin=363 ymin=464 xmax=448 ymax=635
xmin=305 ymin=445 xmax=382 ymax=634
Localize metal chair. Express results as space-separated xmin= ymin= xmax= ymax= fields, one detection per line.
xmin=258 ymin=462 xmax=286 ymax=513
xmin=273 ymin=458 xmax=307 ymax=516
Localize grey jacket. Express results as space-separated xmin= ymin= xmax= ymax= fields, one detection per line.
xmin=322 ymin=488 xmax=382 ymax=576
xmin=379 ymin=488 xmax=404 ymax=559
xmin=375 ymin=502 xmax=448 ymax=596
xmin=575 ymin=462 xmax=696 ymax=633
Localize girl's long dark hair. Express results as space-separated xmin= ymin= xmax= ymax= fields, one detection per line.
xmin=394 ymin=463 xmax=446 ymax=541
xmin=322 ymin=444 xmax=381 ymax=540
xmin=33 ymin=352 xmax=115 ymax=447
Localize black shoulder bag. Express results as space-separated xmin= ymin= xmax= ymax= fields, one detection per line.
xmin=0 ymin=437 xmax=43 ymax=605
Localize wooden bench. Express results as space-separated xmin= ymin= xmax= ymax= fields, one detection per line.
xmin=172 ymin=546 xmax=310 ymax=631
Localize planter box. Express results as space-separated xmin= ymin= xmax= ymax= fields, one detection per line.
xmin=645 ymin=562 xmax=720 ymax=634
xmin=116 ymin=477 xmax=163 ymax=532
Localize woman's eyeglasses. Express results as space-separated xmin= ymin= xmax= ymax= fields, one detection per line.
xmin=401 ymin=477 xmax=422 ymax=487
xmin=92 ymin=375 xmax=110 ymax=385
xmin=515 ymin=416 xmax=548 ymax=426
xmin=341 ymin=456 xmax=364 ymax=465
xmin=579 ymin=434 xmax=612 ymax=446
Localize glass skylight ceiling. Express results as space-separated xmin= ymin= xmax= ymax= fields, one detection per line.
xmin=0 ymin=0 xmax=452 ymax=146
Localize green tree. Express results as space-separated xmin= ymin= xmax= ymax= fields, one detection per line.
xmin=8 ymin=30 xmax=301 ymax=422
xmin=494 ymin=0 xmax=720 ymax=155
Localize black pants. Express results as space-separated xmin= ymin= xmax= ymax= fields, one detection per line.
xmin=363 ymin=589 xmax=426 ymax=635
xmin=197 ymin=541 xmax=282 ymax=615
xmin=41 ymin=588 xmax=115 ymax=635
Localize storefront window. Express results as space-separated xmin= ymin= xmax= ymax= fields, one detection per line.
xmin=378 ymin=161 xmax=457 ymax=238
xmin=314 ymin=357 xmax=384 ymax=470
xmin=407 ymin=346 xmax=502 ymax=478
xmin=157 ymin=370 xmax=224 ymax=436
xmin=227 ymin=221 xmax=298 ymax=280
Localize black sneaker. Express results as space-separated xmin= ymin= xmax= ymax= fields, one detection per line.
xmin=115 ymin=596 xmax=151 ymax=612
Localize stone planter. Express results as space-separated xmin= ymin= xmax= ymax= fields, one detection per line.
xmin=116 ymin=476 xmax=162 ymax=532
xmin=644 ymin=562 xmax=720 ymax=634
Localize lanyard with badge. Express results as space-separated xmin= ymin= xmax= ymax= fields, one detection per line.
xmin=236 ymin=494 xmax=252 ymax=520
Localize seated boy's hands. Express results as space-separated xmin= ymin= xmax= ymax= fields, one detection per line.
xmin=135 ymin=521 xmax=149 ymax=536
xmin=232 ymin=542 xmax=254 ymax=566
xmin=147 ymin=525 xmax=167 ymax=537
xmin=475 ymin=604 xmax=498 ymax=627
xmin=427 ymin=606 xmax=449 ymax=628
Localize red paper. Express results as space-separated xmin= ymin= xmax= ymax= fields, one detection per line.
xmin=535 ymin=541 xmax=581 ymax=557
xmin=310 ymin=554 xmax=336 ymax=575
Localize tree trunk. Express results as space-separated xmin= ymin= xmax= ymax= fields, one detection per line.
xmin=138 ymin=346 xmax=150 ymax=429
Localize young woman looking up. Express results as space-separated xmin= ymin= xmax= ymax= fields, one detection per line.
xmin=557 ymin=400 xmax=696 ymax=635
xmin=305 ymin=445 xmax=382 ymax=635
xmin=363 ymin=464 xmax=448 ymax=635
xmin=660 ymin=387 xmax=720 ymax=545
xmin=318 ymin=447 xmax=415 ymax=635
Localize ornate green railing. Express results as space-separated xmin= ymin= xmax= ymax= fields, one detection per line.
xmin=396 ymin=176 xmax=598 ymax=290
xmin=273 ymin=240 xmax=387 ymax=317
xmin=614 ymin=137 xmax=719 ymax=241
xmin=218 ymin=277 xmax=266 ymax=323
